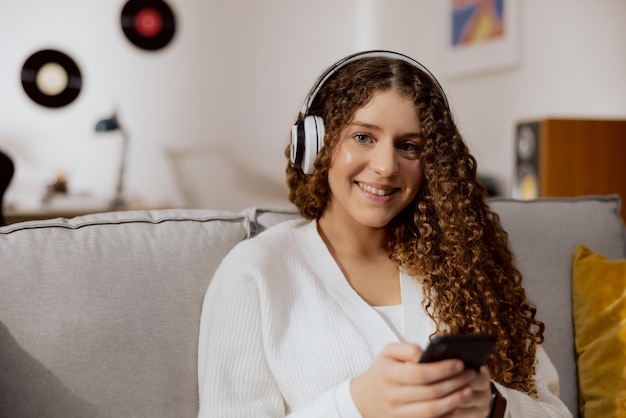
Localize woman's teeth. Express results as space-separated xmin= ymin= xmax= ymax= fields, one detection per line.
xmin=358 ymin=183 xmax=394 ymax=196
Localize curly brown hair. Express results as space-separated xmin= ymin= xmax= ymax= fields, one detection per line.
xmin=284 ymin=55 xmax=545 ymax=395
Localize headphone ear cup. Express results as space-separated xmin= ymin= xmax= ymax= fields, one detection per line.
xmin=290 ymin=122 xmax=303 ymax=170
xmin=290 ymin=115 xmax=325 ymax=174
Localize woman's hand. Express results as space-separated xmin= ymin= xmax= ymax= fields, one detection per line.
xmin=446 ymin=365 xmax=492 ymax=417
xmin=350 ymin=343 xmax=492 ymax=418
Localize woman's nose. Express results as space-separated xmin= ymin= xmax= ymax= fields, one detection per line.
xmin=369 ymin=143 xmax=398 ymax=176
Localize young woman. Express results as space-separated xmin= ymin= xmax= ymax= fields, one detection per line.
xmin=197 ymin=51 xmax=572 ymax=418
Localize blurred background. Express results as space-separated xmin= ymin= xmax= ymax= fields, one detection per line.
xmin=1 ymin=0 xmax=625 ymax=218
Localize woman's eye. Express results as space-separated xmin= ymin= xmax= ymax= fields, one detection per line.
xmin=354 ymin=133 xmax=371 ymax=144
xmin=399 ymin=142 xmax=421 ymax=153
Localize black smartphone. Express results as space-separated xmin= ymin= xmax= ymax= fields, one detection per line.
xmin=419 ymin=333 xmax=495 ymax=371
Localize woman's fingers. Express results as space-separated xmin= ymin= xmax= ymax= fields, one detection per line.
xmin=380 ymin=343 xmax=468 ymax=386
xmin=352 ymin=343 xmax=492 ymax=418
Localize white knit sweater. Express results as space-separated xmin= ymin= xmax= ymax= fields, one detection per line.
xmin=198 ymin=219 xmax=572 ymax=417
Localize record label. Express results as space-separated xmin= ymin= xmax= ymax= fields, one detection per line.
xmin=21 ymin=49 xmax=82 ymax=108
xmin=121 ymin=0 xmax=176 ymax=51
xmin=36 ymin=62 xmax=69 ymax=96
xmin=135 ymin=8 xmax=163 ymax=37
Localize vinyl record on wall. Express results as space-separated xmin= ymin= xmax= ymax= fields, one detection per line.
xmin=21 ymin=49 xmax=82 ymax=108
xmin=121 ymin=0 xmax=176 ymax=51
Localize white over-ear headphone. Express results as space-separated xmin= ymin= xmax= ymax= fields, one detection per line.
xmin=290 ymin=50 xmax=448 ymax=175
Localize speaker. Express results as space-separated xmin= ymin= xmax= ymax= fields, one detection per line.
xmin=513 ymin=118 xmax=626 ymax=222
xmin=513 ymin=121 xmax=540 ymax=200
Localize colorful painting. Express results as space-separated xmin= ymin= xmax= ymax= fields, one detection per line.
xmin=441 ymin=0 xmax=518 ymax=78
xmin=451 ymin=0 xmax=505 ymax=48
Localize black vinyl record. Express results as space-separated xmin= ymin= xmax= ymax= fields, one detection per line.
xmin=21 ymin=49 xmax=82 ymax=108
xmin=121 ymin=0 xmax=176 ymax=51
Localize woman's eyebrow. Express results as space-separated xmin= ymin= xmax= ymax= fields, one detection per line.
xmin=400 ymin=131 xmax=423 ymax=140
xmin=349 ymin=121 xmax=423 ymax=139
xmin=349 ymin=121 xmax=380 ymax=130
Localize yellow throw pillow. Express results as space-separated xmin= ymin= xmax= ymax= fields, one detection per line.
xmin=572 ymin=245 xmax=626 ymax=417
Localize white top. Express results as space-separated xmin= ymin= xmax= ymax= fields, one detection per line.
xmin=373 ymin=304 xmax=403 ymax=338
xmin=198 ymin=219 xmax=573 ymax=417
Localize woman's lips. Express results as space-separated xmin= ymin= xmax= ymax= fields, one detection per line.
xmin=356 ymin=182 xmax=398 ymax=197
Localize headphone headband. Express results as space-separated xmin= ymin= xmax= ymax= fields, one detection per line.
xmin=300 ymin=50 xmax=448 ymax=116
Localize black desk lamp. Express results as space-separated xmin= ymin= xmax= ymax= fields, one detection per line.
xmin=95 ymin=112 xmax=128 ymax=209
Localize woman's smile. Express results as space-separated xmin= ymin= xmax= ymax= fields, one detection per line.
xmin=355 ymin=181 xmax=400 ymax=197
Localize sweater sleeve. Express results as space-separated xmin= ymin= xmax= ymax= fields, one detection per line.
xmin=496 ymin=346 xmax=573 ymax=417
xmin=197 ymin=246 xmax=347 ymax=418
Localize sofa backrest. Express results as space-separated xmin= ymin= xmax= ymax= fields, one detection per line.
xmin=1 ymin=196 xmax=623 ymax=417
xmin=0 ymin=209 xmax=250 ymax=418
xmin=488 ymin=195 xmax=625 ymax=415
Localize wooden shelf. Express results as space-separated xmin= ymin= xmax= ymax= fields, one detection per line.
xmin=3 ymin=195 xmax=151 ymax=225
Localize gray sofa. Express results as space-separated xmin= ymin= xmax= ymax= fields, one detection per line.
xmin=1 ymin=195 xmax=624 ymax=417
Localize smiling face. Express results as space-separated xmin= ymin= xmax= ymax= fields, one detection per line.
xmin=322 ymin=89 xmax=424 ymax=230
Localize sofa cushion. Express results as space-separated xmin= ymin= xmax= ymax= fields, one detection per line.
xmin=0 ymin=209 xmax=249 ymax=418
xmin=572 ymin=245 xmax=626 ymax=417
xmin=488 ymin=195 xmax=626 ymax=415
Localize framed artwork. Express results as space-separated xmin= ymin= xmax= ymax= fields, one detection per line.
xmin=441 ymin=0 xmax=520 ymax=79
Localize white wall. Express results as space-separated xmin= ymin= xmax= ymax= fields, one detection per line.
xmin=1 ymin=0 xmax=625 ymax=212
